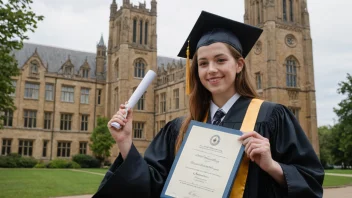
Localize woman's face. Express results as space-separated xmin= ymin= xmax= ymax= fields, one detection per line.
xmin=197 ymin=42 xmax=243 ymax=98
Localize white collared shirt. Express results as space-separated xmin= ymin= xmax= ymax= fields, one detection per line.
xmin=210 ymin=93 xmax=241 ymax=123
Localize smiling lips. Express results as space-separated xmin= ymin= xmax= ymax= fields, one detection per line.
xmin=207 ymin=76 xmax=224 ymax=85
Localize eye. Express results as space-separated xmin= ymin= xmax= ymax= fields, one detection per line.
xmin=198 ymin=61 xmax=208 ymax=67
xmin=217 ymin=58 xmax=226 ymax=63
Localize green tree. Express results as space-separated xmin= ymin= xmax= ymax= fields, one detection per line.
xmin=0 ymin=0 xmax=44 ymax=128
xmin=333 ymin=73 xmax=352 ymax=167
xmin=318 ymin=126 xmax=333 ymax=168
xmin=329 ymin=124 xmax=349 ymax=167
xmin=334 ymin=73 xmax=352 ymax=124
xmin=90 ymin=117 xmax=115 ymax=164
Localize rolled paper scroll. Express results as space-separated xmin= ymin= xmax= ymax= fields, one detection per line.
xmin=111 ymin=70 xmax=157 ymax=129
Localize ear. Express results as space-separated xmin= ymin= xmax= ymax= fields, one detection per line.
xmin=236 ymin=58 xmax=245 ymax=73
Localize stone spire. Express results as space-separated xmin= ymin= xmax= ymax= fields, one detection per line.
xmin=123 ymin=0 xmax=130 ymax=6
xmin=110 ymin=0 xmax=117 ymax=21
xmin=97 ymin=34 xmax=106 ymax=47
xmin=151 ymin=0 xmax=157 ymax=14
xmin=302 ymin=0 xmax=310 ymax=28
xmin=96 ymin=34 xmax=106 ymax=78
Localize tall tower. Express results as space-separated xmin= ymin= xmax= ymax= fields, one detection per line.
xmin=106 ymin=0 xmax=157 ymax=152
xmin=96 ymin=34 xmax=106 ymax=80
xmin=245 ymin=0 xmax=319 ymax=154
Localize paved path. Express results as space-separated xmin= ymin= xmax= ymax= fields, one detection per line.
xmin=325 ymin=173 xmax=352 ymax=177
xmin=324 ymin=173 xmax=352 ymax=197
xmin=69 ymin=169 xmax=105 ymax=176
xmin=324 ymin=186 xmax=352 ymax=198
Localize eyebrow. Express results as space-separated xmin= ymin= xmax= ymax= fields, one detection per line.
xmin=198 ymin=53 xmax=228 ymax=61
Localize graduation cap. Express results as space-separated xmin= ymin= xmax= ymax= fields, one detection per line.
xmin=178 ymin=11 xmax=263 ymax=94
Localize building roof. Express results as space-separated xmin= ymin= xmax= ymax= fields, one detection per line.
xmin=157 ymin=56 xmax=185 ymax=70
xmin=12 ymin=42 xmax=184 ymax=77
xmin=12 ymin=43 xmax=98 ymax=78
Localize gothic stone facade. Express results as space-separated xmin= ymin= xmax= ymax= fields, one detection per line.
xmin=244 ymin=0 xmax=319 ymax=153
xmin=0 ymin=0 xmax=319 ymax=161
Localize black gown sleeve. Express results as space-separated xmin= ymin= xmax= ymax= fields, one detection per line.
xmin=268 ymin=104 xmax=324 ymax=198
xmin=92 ymin=117 xmax=183 ymax=198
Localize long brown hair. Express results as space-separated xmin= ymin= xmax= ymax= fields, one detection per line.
xmin=175 ymin=43 xmax=259 ymax=154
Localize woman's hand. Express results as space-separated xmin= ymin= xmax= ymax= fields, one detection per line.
xmin=107 ymin=102 xmax=133 ymax=159
xmin=239 ymin=131 xmax=285 ymax=186
xmin=238 ymin=131 xmax=273 ymax=171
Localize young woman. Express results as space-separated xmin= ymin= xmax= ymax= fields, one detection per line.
xmin=93 ymin=11 xmax=324 ymax=198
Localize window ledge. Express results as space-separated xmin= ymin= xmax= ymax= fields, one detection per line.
xmin=24 ymin=98 xmax=39 ymax=101
xmin=28 ymin=73 xmax=40 ymax=79
xmin=61 ymin=101 xmax=75 ymax=103
xmin=21 ymin=127 xmax=38 ymax=130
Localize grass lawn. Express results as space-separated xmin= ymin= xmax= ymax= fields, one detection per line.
xmin=323 ymin=175 xmax=352 ymax=187
xmin=323 ymin=169 xmax=352 ymax=187
xmin=1 ymin=168 xmax=352 ymax=198
xmin=325 ymin=169 xmax=352 ymax=174
xmin=0 ymin=169 xmax=103 ymax=198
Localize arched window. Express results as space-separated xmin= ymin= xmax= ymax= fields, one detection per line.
xmin=31 ymin=62 xmax=38 ymax=73
xmin=64 ymin=66 xmax=73 ymax=75
xmin=289 ymin=0 xmax=294 ymax=22
xmin=133 ymin=18 xmax=137 ymax=43
xmin=134 ymin=59 xmax=146 ymax=78
xmin=145 ymin=21 xmax=148 ymax=45
xmin=82 ymin=69 xmax=89 ymax=78
xmin=283 ymin=0 xmax=287 ymax=21
xmin=285 ymin=56 xmax=298 ymax=87
xmin=115 ymin=59 xmax=119 ymax=79
xmin=139 ymin=20 xmax=143 ymax=44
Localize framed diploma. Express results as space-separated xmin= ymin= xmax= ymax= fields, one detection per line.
xmin=160 ymin=120 xmax=245 ymax=198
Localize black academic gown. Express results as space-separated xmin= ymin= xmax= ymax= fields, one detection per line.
xmin=92 ymin=96 xmax=324 ymax=198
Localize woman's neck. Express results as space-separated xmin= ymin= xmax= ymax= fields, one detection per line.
xmin=212 ymin=91 xmax=236 ymax=108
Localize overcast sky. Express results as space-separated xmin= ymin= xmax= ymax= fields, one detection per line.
xmin=26 ymin=0 xmax=351 ymax=127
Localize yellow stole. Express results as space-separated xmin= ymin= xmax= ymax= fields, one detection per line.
xmin=203 ymin=98 xmax=264 ymax=198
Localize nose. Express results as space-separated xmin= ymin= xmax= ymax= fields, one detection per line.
xmin=208 ymin=61 xmax=217 ymax=74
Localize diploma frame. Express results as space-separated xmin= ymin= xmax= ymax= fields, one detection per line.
xmin=160 ymin=120 xmax=245 ymax=198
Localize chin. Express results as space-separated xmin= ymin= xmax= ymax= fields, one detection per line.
xmin=209 ymin=89 xmax=225 ymax=95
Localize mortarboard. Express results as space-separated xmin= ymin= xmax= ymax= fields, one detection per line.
xmin=178 ymin=11 xmax=263 ymax=94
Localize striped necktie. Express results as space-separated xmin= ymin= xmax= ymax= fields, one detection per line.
xmin=212 ymin=109 xmax=226 ymax=125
